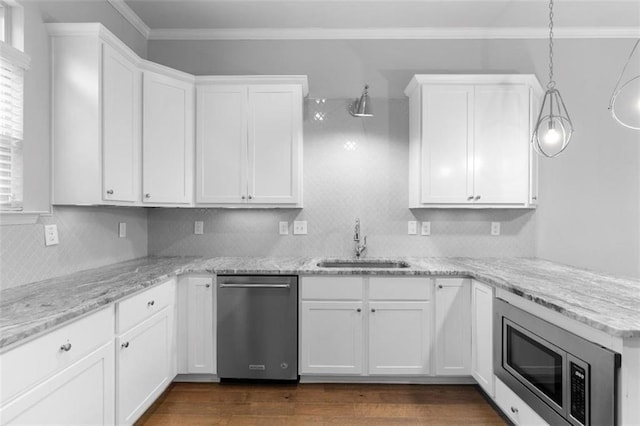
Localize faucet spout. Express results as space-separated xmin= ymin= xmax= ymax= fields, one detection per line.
xmin=354 ymin=218 xmax=367 ymax=259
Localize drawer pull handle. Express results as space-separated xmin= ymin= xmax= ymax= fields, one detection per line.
xmin=121 ymin=342 xmax=130 ymax=349
xmin=147 ymin=300 xmax=155 ymax=307
xmin=59 ymin=343 xmax=72 ymax=352
xmin=356 ymin=308 xmax=361 ymax=312
xmin=510 ymin=406 xmax=519 ymax=414
xmin=438 ymin=284 xmax=443 ymax=289
xmin=371 ymin=308 xmax=376 ymax=313
xmin=467 ymin=196 xmax=474 ymax=201
xmin=474 ymin=195 xmax=481 ymax=201
xmin=106 ymin=189 xmax=114 ymax=195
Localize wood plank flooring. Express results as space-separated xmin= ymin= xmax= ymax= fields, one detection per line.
xmin=136 ymin=382 xmax=508 ymax=425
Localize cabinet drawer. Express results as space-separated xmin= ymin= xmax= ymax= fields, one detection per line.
xmin=495 ymin=378 xmax=548 ymax=425
xmin=301 ymin=277 xmax=363 ymax=300
xmin=0 ymin=306 xmax=114 ymax=405
xmin=117 ymin=278 xmax=175 ymax=333
xmin=369 ymin=277 xmax=432 ymax=300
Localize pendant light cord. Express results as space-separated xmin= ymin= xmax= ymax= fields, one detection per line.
xmin=547 ymin=0 xmax=555 ymax=89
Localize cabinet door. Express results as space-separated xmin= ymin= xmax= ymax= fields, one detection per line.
xmin=473 ymin=85 xmax=529 ymax=204
xmin=117 ymin=307 xmax=174 ymax=425
xmin=102 ymin=43 xmax=140 ymax=203
xmin=300 ymin=301 xmax=363 ymax=374
xmin=247 ymin=85 xmax=302 ymax=205
xmin=368 ymin=301 xmax=431 ymax=375
xmin=186 ymin=277 xmax=215 ymax=374
xmin=142 ymin=71 xmax=194 ymax=204
xmin=434 ymin=278 xmax=471 ymax=375
xmin=0 ymin=342 xmax=115 ymax=425
xmin=471 ymin=280 xmax=494 ymax=396
xmin=196 ymin=85 xmax=248 ymax=204
xmin=420 ymin=85 xmax=474 ymax=204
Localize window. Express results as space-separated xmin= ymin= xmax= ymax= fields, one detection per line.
xmin=0 ymin=0 xmax=28 ymax=211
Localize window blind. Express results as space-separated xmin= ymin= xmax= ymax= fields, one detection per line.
xmin=0 ymin=55 xmax=23 ymax=210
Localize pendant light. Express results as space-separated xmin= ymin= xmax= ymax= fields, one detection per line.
xmin=350 ymin=84 xmax=373 ymax=117
xmin=532 ymin=0 xmax=574 ymax=158
xmin=608 ymin=39 xmax=640 ymax=130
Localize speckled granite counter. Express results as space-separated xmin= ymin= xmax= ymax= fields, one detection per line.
xmin=1 ymin=256 xmax=639 ymax=350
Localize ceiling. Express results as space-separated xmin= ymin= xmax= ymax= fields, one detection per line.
xmin=116 ymin=0 xmax=640 ymax=39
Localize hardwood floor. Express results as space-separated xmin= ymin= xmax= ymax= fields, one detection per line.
xmin=136 ymin=382 xmax=508 ymax=425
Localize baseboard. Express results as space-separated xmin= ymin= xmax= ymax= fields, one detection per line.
xmin=299 ymin=375 xmax=477 ymax=384
xmin=173 ymin=373 xmax=220 ymax=383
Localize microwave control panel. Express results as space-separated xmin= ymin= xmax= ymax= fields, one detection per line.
xmin=570 ymin=362 xmax=587 ymax=425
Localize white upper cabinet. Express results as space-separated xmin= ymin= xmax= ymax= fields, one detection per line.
xmin=49 ymin=24 xmax=142 ymax=205
xmin=141 ymin=66 xmax=195 ymax=205
xmin=406 ymin=75 xmax=542 ymax=208
xmin=196 ymin=77 xmax=307 ymax=207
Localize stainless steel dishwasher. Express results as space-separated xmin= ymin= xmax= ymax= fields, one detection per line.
xmin=217 ymin=275 xmax=298 ymax=381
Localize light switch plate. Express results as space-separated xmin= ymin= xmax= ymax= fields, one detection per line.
xmin=408 ymin=221 xmax=417 ymax=235
xmin=279 ymin=221 xmax=289 ymax=235
xmin=491 ymin=222 xmax=501 ymax=236
xmin=293 ymin=220 xmax=307 ymax=235
xmin=118 ymin=222 xmax=126 ymax=238
xmin=421 ymin=221 xmax=431 ymax=236
xmin=44 ymin=224 xmax=59 ymax=246
xmin=194 ymin=221 xmax=204 ymax=235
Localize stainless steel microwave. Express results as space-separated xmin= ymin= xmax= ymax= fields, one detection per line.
xmin=494 ymin=298 xmax=621 ymax=426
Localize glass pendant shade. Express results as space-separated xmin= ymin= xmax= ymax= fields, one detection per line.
xmin=609 ymin=40 xmax=640 ymax=130
xmin=532 ymin=88 xmax=574 ymax=158
xmin=351 ymin=85 xmax=373 ymax=117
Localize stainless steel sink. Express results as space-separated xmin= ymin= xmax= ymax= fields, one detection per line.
xmin=317 ymin=260 xmax=410 ymax=269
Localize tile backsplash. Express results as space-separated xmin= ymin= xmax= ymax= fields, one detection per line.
xmin=1 ymin=206 xmax=148 ymax=290
xmin=148 ymin=99 xmax=536 ymax=258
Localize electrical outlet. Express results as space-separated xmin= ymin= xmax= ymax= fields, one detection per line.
xmin=194 ymin=221 xmax=204 ymax=235
xmin=408 ymin=221 xmax=417 ymax=235
xmin=279 ymin=221 xmax=289 ymax=235
xmin=293 ymin=220 xmax=307 ymax=235
xmin=118 ymin=222 xmax=127 ymax=238
xmin=421 ymin=221 xmax=431 ymax=236
xmin=44 ymin=224 xmax=59 ymax=246
xmin=491 ymin=222 xmax=501 ymax=236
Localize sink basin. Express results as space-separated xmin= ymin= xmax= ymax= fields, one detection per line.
xmin=317 ymin=260 xmax=410 ymax=269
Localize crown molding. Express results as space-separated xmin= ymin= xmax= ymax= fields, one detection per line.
xmin=148 ymin=26 xmax=640 ymax=41
xmin=107 ymin=0 xmax=150 ymax=39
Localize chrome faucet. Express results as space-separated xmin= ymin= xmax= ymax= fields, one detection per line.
xmin=354 ymin=218 xmax=367 ymax=259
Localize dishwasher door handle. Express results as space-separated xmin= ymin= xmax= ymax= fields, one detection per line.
xmin=219 ymin=283 xmax=291 ymax=289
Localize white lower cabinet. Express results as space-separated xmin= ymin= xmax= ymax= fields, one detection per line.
xmin=368 ymin=301 xmax=431 ymax=375
xmin=300 ymin=301 xmax=364 ymax=374
xmin=0 ymin=307 xmax=115 ymax=425
xmin=471 ymin=280 xmax=495 ymax=396
xmin=495 ymin=378 xmax=548 ymax=426
xmin=0 ymin=341 xmax=115 ymax=425
xmin=300 ymin=276 xmax=433 ymax=377
xmin=434 ymin=278 xmax=471 ymax=375
xmin=186 ymin=276 xmax=215 ymax=374
xmin=116 ymin=279 xmax=176 ymax=425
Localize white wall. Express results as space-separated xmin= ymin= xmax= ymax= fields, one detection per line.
xmin=148 ymin=38 xmax=639 ymax=277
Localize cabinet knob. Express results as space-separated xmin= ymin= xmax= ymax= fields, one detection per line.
xmin=106 ymin=189 xmax=114 ymax=195
xmin=438 ymin=284 xmax=443 ymax=289
xmin=121 ymin=341 xmax=130 ymax=349
xmin=532 ymin=196 xmax=538 ymax=201
xmin=241 ymin=195 xmax=246 ymax=200
xmin=467 ymin=196 xmax=474 ymax=201
xmin=474 ymin=195 xmax=481 ymax=201
xmin=147 ymin=300 xmax=155 ymax=307
xmin=510 ymin=406 xmax=519 ymax=414
xmin=371 ymin=308 xmax=376 ymax=313
xmin=145 ymin=193 xmax=151 ymax=199
xmin=59 ymin=342 xmax=72 ymax=352
xmin=356 ymin=308 xmax=362 ymax=312
xmin=248 ymin=195 xmax=253 ymax=200
xmin=206 ymin=284 xmax=211 ymax=288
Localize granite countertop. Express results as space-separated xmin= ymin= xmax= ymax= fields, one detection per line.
xmin=1 ymin=256 xmax=639 ymax=350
